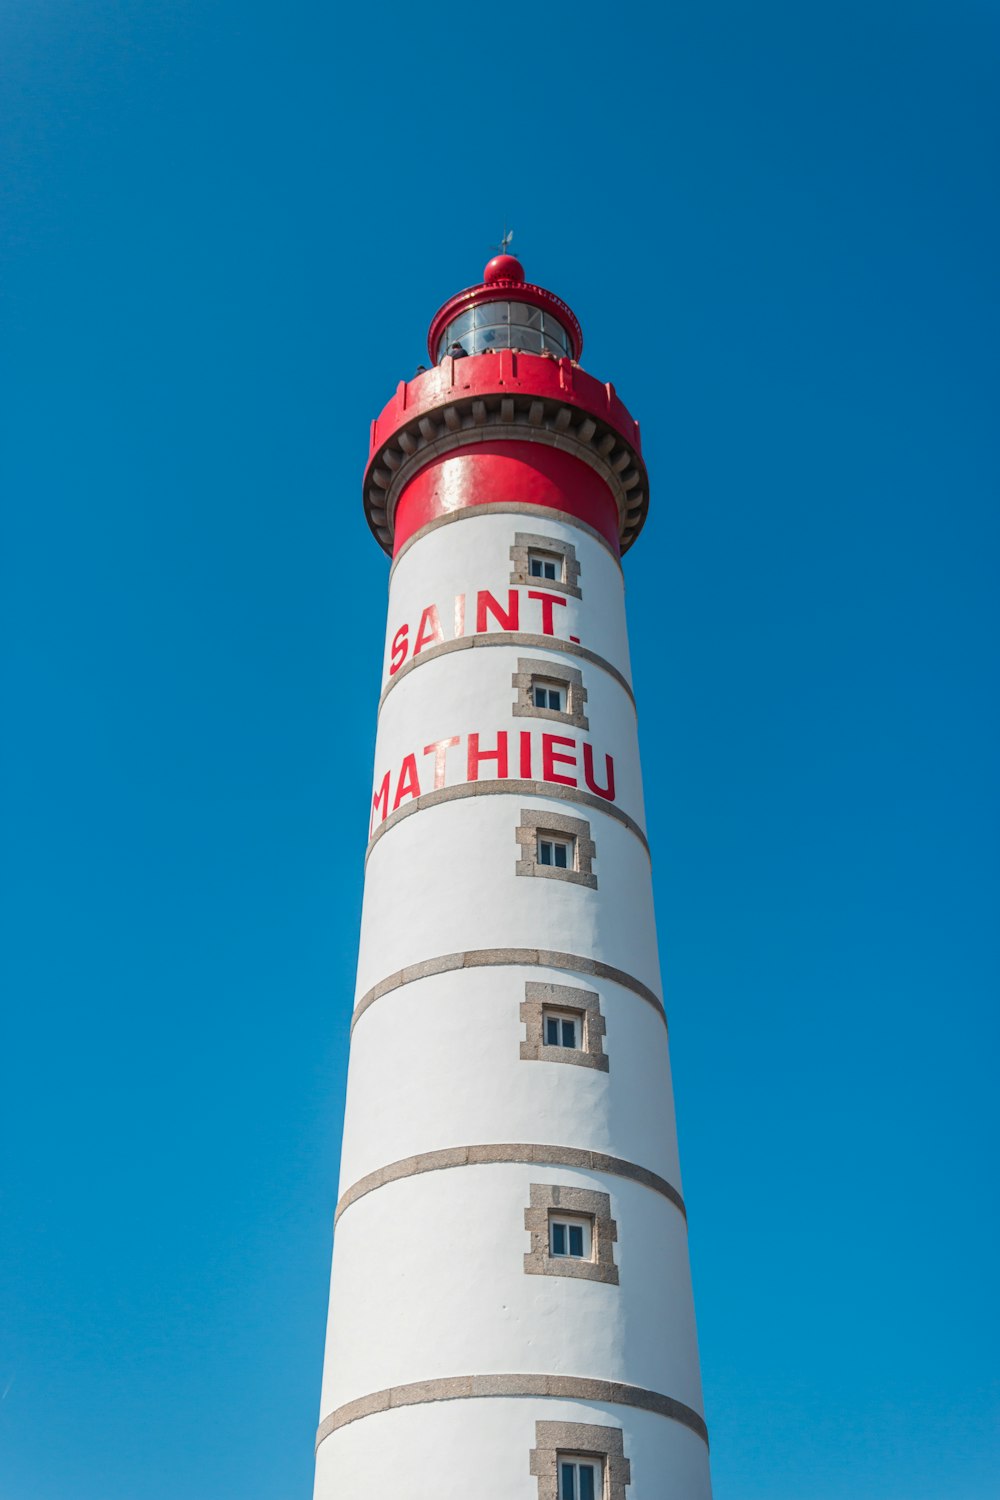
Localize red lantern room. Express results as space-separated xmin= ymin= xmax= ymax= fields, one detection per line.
xmin=427 ymin=255 xmax=583 ymax=363
xmin=363 ymin=259 xmax=649 ymax=562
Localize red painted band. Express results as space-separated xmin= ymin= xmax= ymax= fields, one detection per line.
xmin=392 ymin=443 xmax=621 ymax=557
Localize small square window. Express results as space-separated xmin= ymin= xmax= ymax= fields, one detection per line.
xmin=511 ymin=535 xmax=581 ymax=599
xmin=549 ymin=1214 xmax=593 ymax=1260
xmin=528 ymin=551 xmax=562 ymax=582
xmin=516 ymin=810 xmax=596 ymax=889
xmin=533 ymin=1423 xmax=628 ymax=1500
xmin=525 ymin=1185 xmax=618 ymax=1284
xmin=520 ymin=983 xmax=608 ymax=1072
xmin=513 ymin=658 xmax=589 ymax=731
xmin=532 ymin=682 xmax=564 ymax=712
xmin=559 ymin=1459 xmax=603 ymax=1500
xmin=538 ymin=836 xmax=571 ymax=869
xmin=543 ymin=1009 xmax=580 ymax=1049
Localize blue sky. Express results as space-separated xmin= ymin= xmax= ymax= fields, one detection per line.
xmin=2 ymin=2 xmax=997 ymax=1496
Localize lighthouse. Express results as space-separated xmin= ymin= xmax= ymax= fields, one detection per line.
xmin=314 ymin=255 xmax=712 ymax=1499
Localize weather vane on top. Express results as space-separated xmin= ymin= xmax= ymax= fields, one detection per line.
xmin=494 ymin=227 xmax=514 ymax=256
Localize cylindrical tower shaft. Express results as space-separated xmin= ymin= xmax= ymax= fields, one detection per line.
xmin=315 ymin=256 xmax=712 ymax=1499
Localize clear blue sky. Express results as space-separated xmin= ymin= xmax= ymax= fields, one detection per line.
xmin=2 ymin=3 xmax=997 ymax=1497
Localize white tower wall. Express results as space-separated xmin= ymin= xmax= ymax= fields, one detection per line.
xmin=315 ymin=505 xmax=712 ymax=1496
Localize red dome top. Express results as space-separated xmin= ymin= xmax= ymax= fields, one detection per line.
xmin=427 ymin=260 xmax=584 ymax=364
xmin=483 ymin=253 xmax=525 ymax=285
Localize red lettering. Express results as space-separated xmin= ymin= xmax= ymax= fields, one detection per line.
xmin=453 ymin=593 xmax=466 ymax=638
xmin=519 ymin=730 xmax=532 ymax=778
xmin=527 ymin=590 xmax=568 ymax=636
xmin=370 ymin=770 xmax=391 ymax=834
xmin=476 ymin=589 xmax=519 ymax=633
xmin=389 ymin=623 xmax=409 ymax=675
xmin=414 ymin=604 xmax=444 ymax=655
xmin=467 ymin=731 xmax=509 ymax=781
xmin=542 ymin=733 xmax=578 ymax=787
xmin=392 ymin=753 xmax=421 ymax=809
xmin=582 ymin=743 xmax=616 ymax=801
xmin=423 ymin=736 xmax=461 ymax=790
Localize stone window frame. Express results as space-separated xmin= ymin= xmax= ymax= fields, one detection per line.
xmin=530 ymin=1422 xmax=631 ymax=1500
xmin=521 ymin=982 xmax=609 ymax=1072
xmin=512 ymin=656 xmax=589 ymax=731
xmin=510 ymin=532 xmax=582 ymax=598
xmin=516 ymin=810 xmax=597 ymax=890
xmin=524 ymin=1183 xmax=619 ymax=1286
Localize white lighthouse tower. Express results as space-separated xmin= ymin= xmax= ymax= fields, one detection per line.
xmin=314 ymin=255 xmax=712 ymax=1499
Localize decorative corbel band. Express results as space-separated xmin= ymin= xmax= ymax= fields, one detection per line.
xmin=366 ymin=391 xmax=648 ymax=554
xmin=315 ymin=1374 xmax=708 ymax=1450
xmin=350 ymin=948 xmax=667 ymax=1035
xmin=334 ymin=1142 xmax=686 ymax=1225
xmin=378 ymin=631 xmax=634 ymax=712
xmin=366 ymin=779 xmax=647 ymax=865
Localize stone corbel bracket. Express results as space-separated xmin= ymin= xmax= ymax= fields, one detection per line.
xmin=364 ymin=354 xmax=649 ymax=554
